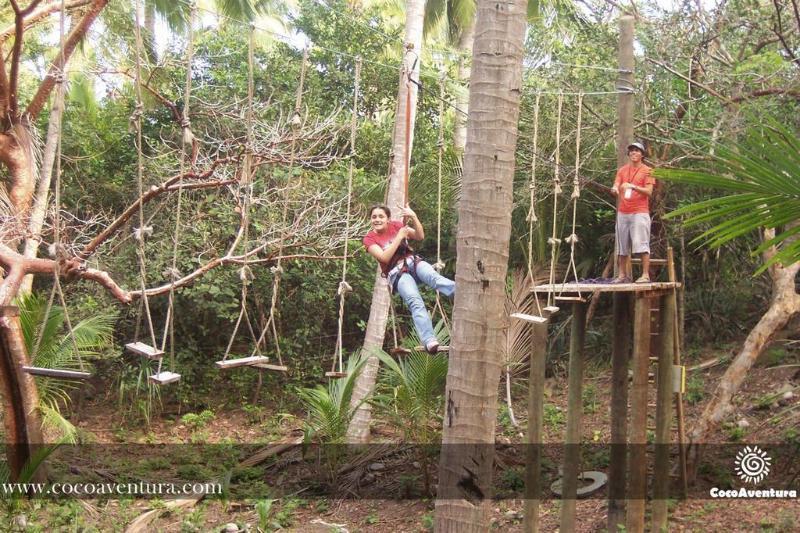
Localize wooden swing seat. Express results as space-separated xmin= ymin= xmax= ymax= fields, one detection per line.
xmin=252 ymin=363 xmax=289 ymax=372
xmin=389 ymin=347 xmax=412 ymax=356
xmin=325 ymin=371 xmax=348 ymax=378
xmin=543 ymin=306 xmax=560 ymax=313
xmin=555 ymin=296 xmax=587 ymax=303
xmin=413 ymin=345 xmax=450 ymax=353
xmin=511 ymin=312 xmax=548 ymax=324
xmin=148 ymin=371 xmax=181 ymax=385
xmin=22 ymin=366 xmax=91 ymax=380
xmin=215 ymin=355 xmax=269 ymax=369
xmin=125 ymin=342 xmax=164 ymax=360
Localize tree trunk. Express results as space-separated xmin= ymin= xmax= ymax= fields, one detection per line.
xmin=0 ymin=124 xmax=38 ymax=222
xmin=453 ymin=17 xmax=475 ymax=159
xmin=434 ymin=0 xmax=528 ymax=529
xmin=346 ymin=0 xmax=425 ymax=442
xmin=21 ymin=81 xmax=68 ymax=293
xmin=687 ymin=258 xmax=800 ymax=478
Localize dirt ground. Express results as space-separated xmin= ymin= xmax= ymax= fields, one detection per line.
xmin=4 ymin=343 xmax=799 ymax=532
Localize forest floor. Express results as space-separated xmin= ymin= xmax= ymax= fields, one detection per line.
xmin=4 ymin=342 xmax=799 ymax=532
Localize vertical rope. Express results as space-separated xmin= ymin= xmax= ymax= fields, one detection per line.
xmin=402 ymin=46 xmax=414 ymax=207
xmin=160 ymin=3 xmax=196 ymax=375
xmin=546 ymin=93 xmax=564 ymax=307
xmin=331 ymin=57 xmax=361 ymax=375
xmin=562 ymin=93 xmax=583 ymax=295
xmin=430 ymin=71 xmax=450 ymax=334
xmin=133 ymin=0 xmax=158 ymax=351
xmin=527 ymin=94 xmax=543 ymax=316
xmin=252 ymin=47 xmax=310 ymax=367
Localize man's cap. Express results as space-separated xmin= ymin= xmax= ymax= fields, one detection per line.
xmin=627 ymin=142 xmax=646 ymax=154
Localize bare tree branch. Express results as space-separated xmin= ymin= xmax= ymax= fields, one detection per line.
xmin=0 ymin=0 xmax=92 ymax=44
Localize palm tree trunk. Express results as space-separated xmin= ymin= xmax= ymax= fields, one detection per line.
xmin=434 ymin=0 xmax=528 ymax=529
xmin=453 ymin=17 xmax=475 ymax=159
xmin=346 ymin=0 xmax=426 ymax=442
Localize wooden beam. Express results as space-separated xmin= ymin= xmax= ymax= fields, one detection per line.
xmin=608 ymin=292 xmax=631 ymax=531
xmin=215 ymin=355 xmax=269 ymax=369
xmin=523 ymin=309 xmax=551 ymax=532
xmin=560 ymin=302 xmax=587 ymax=532
xmin=22 ymin=366 xmax=90 ymax=380
xmin=653 ymin=291 xmax=676 ymax=529
xmin=626 ymin=293 xmax=652 ymax=533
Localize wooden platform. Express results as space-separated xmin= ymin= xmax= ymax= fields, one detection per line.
xmin=533 ymin=281 xmax=681 ymax=294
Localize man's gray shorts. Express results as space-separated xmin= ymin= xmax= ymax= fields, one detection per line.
xmin=616 ymin=213 xmax=651 ymax=256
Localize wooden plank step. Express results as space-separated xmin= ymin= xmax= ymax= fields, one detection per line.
xmin=543 ymin=306 xmax=560 ymax=313
xmin=389 ymin=347 xmax=412 ymax=356
xmin=215 ymin=355 xmax=270 ymax=369
xmin=632 ymin=258 xmax=667 ymax=265
xmin=125 ymin=342 xmax=164 ymax=360
xmin=252 ymin=363 xmax=289 ymax=372
xmin=555 ymin=296 xmax=587 ymax=302
xmin=22 ymin=366 xmax=91 ymax=380
xmin=511 ymin=312 xmax=547 ymax=324
xmin=413 ymin=345 xmax=450 ymax=353
xmin=325 ymin=371 xmax=348 ymax=378
xmin=148 ymin=371 xmax=181 ymax=385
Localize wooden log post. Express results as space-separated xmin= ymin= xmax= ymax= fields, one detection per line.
xmin=608 ymin=292 xmax=631 ymax=530
xmin=653 ymin=290 xmax=676 ymax=529
xmin=626 ymin=294 xmax=651 ymax=533
xmin=559 ymin=302 xmax=587 ymax=532
xmin=523 ymin=312 xmax=550 ymax=532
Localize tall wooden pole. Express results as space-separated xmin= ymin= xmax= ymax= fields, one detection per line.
xmin=626 ymin=294 xmax=651 ymax=533
xmin=559 ymin=302 xmax=587 ymax=532
xmin=653 ymin=290 xmax=676 ymax=529
xmin=608 ymin=13 xmax=635 ymax=532
xmin=523 ymin=314 xmax=550 ymax=532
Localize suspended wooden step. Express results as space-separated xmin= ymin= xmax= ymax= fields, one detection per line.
xmin=389 ymin=347 xmax=412 ymax=356
xmin=125 ymin=342 xmax=164 ymax=360
xmin=22 ymin=366 xmax=91 ymax=380
xmin=149 ymin=371 xmax=181 ymax=385
xmin=325 ymin=371 xmax=348 ymax=378
xmin=413 ymin=345 xmax=450 ymax=353
xmin=252 ymin=363 xmax=289 ymax=372
xmin=511 ymin=312 xmax=547 ymax=324
xmin=543 ymin=306 xmax=560 ymax=314
xmin=215 ymin=355 xmax=270 ymax=369
xmin=631 ymin=257 xmax=668 ymax=265
xmin=555 ymin=296 xmax=587 ymax=303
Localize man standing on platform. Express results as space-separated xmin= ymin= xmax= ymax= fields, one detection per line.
xmin=611 ymin=141 xmax=655 ymax=283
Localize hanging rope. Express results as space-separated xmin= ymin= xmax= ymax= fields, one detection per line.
xmin=430 ymin=71 xmax=450 ymax=335
xmin=527 ymin=93 xmax=544 ymax=317
xmin=330 ymin=57 xmax=361 ymax=376
xmin=546 ymin=93 xmax=564 ymax=307
xmin=402 ymin=44 xmax=416 ymax=207
xmin=157 ymin=2 xmax=196 ymax=378
xmin=221 ymin=23 xmax=261 ymax=363
xmin=251 ymin=47 xmax=310 ymax=368
xmin=132 ymin=0 xmax=159 ymax=353
xmin=561 ymin=93 xmax=584 ymax=296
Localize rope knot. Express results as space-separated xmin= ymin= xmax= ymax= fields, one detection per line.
xmin=180 ymin=116 xmax=191 ymax=128
xmin=290 ymin=110 xmax=302 ymax=129
xmin=128 ymin=103 xmax=144 ymax=132
xmin=565 ymin=233 xmax=579 ymax=245
xmin=526 ymin=212 xmax=538 ymax=223
xmin=133 ymin=226 xmax=153 ymax=242
xmin=239 ymin=265 xmax=254 ymax=282
xmin=571 ymin=186 xmax=581 ymax=199
xmin=547 ymin=237 xmax=561 ymax=246
xmin=162 ymin=267 xmax=182 ymax=281
xmin=270 ymin=265 xmax=284 ymax=276
xmin=53 ymin=70 xmax=67 ymax=84
xmin=554 ymin=182 xmax=563 ymax=195
xmin=337 ymin=281 xmax=353 ymax=296
xmin=433 ymin=260 xmax=445 ymax=272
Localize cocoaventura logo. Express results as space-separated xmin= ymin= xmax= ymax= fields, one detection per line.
xmin=709 ymin=445 xmax=797 ymax=499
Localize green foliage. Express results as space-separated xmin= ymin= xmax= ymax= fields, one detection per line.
xmin=543 ymin=403 xmax=565 ymax=428
xmin=685 ymin=374 xmax=705 ymax=405
xmin=180 ymin=410 xmax=216 ymax=429
xmin=659 ymin=122 xmax=800 ymax=274
xmin=296 ymin=352 xmax=368 ymax=444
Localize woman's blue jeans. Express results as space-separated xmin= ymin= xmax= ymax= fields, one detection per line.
xmin=388 ymin=259 xmax=455 ymax=346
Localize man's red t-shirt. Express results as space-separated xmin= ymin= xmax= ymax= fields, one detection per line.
xmin=362 ymin=220 xmax=412 ymax=276
xmin=614 ymin=163 xmax=655 ymax=214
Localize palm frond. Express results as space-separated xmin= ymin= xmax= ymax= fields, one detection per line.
xmin=658 ymin=121 xmax=800 ymax=274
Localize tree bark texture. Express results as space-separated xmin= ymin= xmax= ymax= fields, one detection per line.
xmin=346 ymin=0 xmax=425 ymax=442
xmin=453 ymin=17 xmax=475 ymax=158
xmin=434 ymin=0 xmax=528 ymax=530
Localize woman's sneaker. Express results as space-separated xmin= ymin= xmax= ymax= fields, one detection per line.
xmin=425 ymin=341 xmax=440 ymax=354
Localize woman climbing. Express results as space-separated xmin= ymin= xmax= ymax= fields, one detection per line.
xmin=363 ymin=204 xmax=454 ymax=353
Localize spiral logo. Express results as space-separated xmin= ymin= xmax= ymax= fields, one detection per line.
xmin=735 ymin=445 xmax=771 ymax=484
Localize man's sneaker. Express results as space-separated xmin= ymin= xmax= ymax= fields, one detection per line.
xmin=635 ymin=274 xmax=650 ymax=283
xmin=425 ymin=341 xmax=440 ymax=354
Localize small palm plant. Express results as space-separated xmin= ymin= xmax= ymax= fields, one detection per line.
xmin=373 ymin=323 xmax=450 ymax=495
xmin=17 ymin=292 xmax=116 ymax=442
